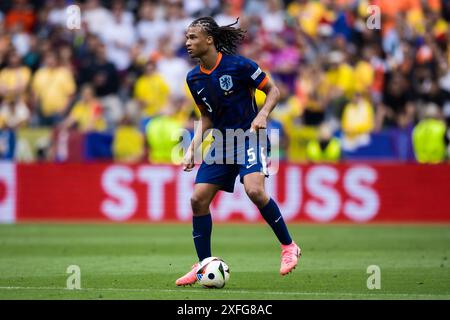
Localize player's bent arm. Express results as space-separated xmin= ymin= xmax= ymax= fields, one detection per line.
xmin=259 ymin=78 xmax=281 ymax=118
xmin=251 ymin=78 xmax=280 ymax=131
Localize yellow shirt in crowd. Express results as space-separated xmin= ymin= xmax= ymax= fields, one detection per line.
xmin=341 ymin=98 xmax=374 ymax=137
xmin=325 ymin=63 xmax=355 ymax=98
xmin=0 ymin=66 xmax=31 ymax=101
xmin=32 ymin=67 xmax=76 ymax=116
xmin=287 ymin=1 xmax=334 ymax=38
xmin=69 ymin=101 xmax=106 ymax=132
xmin=113 ymin=125 xmax=144 ymax=163
xmin=134 ymin=73 xmax=170 ymax=117
xmin=353 ymin=61 xmax=374 ymax=94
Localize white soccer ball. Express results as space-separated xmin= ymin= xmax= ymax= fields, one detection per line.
xmin=196 ymin=257 xmax=230 ymax=289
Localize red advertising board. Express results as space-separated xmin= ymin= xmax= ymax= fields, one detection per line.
xmin=0 ymin=163 xmax=449 ymax=223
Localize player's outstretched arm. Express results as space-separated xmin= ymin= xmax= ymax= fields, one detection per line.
xmin=250 ymin=78 xmax=280 ymax=132
xmin=183 ymin=111 xmax=213 ymax=172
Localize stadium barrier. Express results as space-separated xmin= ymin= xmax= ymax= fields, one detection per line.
xmin=0 ymin=162 xmax=449 ymax=223
xmin=3 ymin=126 xmax=416 ymax=162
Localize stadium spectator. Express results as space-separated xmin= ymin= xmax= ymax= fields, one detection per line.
xmin=281 ymin=117 xmax=318 ymax=163
xmin=268 ymin=35 xmax=301 ymax=93
xmin=78 ymin=43 xmax=122 ymax=128
xmin=188 ymin=0 xmax=221 ymax=18
xmin=306 ymin=122 xmax=341 ymax=163
xmin=82 ymin=0 xmax=113 ymax=37
xmin=164 ymin=0 xmax=191 ymax=51
xmin=341 ymin=92 xmax=375 ymax=151
xmin=379 ymin=72 xmax=416 ymax=130
xmin=412 ymin=103 xmax=447 ymax=163
xmin=112 ymin=115 xmax=145 ymax=163
xmin=133 ymin=57 xmax=170 ymax=119
xmin=22 ymin=34 xmax=40 ymax=71
xmin=145 ymin=96 xmax=185 ymax=164
xmin=214 ymin=0 xmax=240 ymax=27
xmin=286 ymin=0 xmax=331 ymax=38
xmin=47 ymin=0 xmax=67 ymax=28
xmin=437 ymin=61 xmax=450 ymax=127
xmin=324 ymin=50 xmax=355 ymax=101
xmin=0 ymin=49 xmax=31 ymax=106
xmin=322 ymin=50 xmax=355 ymax=128
xmin=0 ymin=26 xmax=12 ymax=67
xmin=293 ymin=63 xmax=326 ymax=126
xmin=4 ymin=0 xmax=36 ymax=33
xmin=261 ymin=0 xmax=285 ymax=34
xmin=155 ymin=36 xmax=190 ymax=98
xmin=353 ymin=50 xmax=375 ymax=97
xmin=0 ymin=0 xmax=448 ymax=164
xmin=99 ymin=0 xmax=136 ymax=72
xmin=0 ymin=49 xmax=30 ymax=158
xmin=31 ymin=51 xmax=76 ymax=126
xmin=136 ymin=1 xmax=167 ymax=57
xmin=60 ymin=84 xmax=106 ymax=133
xmin=9 ymin=17 xmax=31 ymax=57
xmin=76 ymin=34 xmax=103 ymax=84
xmin=0 ymin=98 xmax=30 ymax=130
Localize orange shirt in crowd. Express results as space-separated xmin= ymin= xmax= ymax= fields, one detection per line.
xmin=371 ymin=0 xmax=421 ymax=35
xmin=5 ymin=9 xmax=36 ymax=33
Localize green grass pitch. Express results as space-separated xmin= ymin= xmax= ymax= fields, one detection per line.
xmin=0 ymin=223 xmax=449 ymax=299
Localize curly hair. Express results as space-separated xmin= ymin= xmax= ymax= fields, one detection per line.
xmin=189 ymin=16 xmax=246 ymax=55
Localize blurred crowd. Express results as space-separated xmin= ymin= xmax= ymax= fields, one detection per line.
xmin=0 ymin=0 xmax=450 ymax=164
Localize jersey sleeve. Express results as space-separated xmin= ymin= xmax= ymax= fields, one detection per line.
xmin=240 ymin=56 xmax=269 ymax=90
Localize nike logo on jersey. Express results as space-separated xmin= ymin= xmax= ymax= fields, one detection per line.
xmin=197 ymin=88 xmax=204 ymax=95
xmin=246 ymin=163 xmax=256 ymax=169
xmin=275 ymin=216 xmax=282 ymax=223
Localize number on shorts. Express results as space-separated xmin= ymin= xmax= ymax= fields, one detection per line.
xmin=247 ymin=147 xmax=256 ymax=163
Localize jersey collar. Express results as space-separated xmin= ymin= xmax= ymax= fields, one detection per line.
xmin=200 ymin=52 xmax=222 ymax=75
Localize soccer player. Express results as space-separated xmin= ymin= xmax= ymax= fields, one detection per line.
xmin=176 ymin=17 xmax=301 ymax=286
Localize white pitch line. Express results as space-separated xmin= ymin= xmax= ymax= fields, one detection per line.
xmin=0 ymin=286 xmax=449 ymax=298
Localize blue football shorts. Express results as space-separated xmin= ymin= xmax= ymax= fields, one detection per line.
xmin=195 ymin=134 xmax=271 ymax=193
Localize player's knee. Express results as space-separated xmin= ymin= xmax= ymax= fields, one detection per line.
xmin=245 ymin=187 xmax=266 ymax=206
xmin=190 ymin=195 xmax=209 ymax=215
